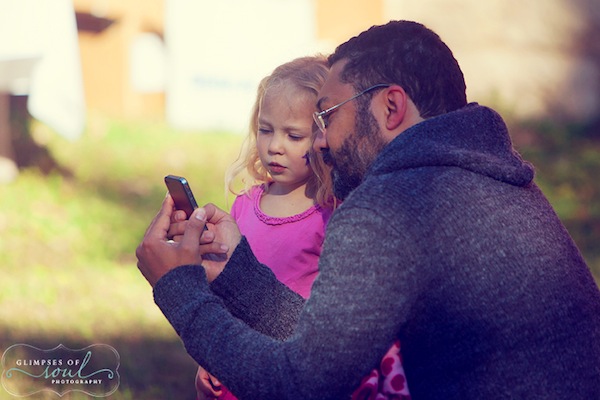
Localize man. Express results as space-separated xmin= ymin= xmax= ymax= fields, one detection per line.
xmin=137 ymin=21 xmax=600 ymax=399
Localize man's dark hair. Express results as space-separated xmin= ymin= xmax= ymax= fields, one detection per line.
xmin=328 ymin=20 xmax=467 ymax=118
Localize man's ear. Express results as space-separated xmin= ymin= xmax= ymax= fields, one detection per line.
xmin=382 ymin=85 xmax=408 ymax=131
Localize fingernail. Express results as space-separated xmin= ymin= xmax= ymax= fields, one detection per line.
xmin=195 ymin=208 xmax=206 ymax=221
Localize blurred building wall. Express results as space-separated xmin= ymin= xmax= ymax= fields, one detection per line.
xmin=386 ymin=0 xmax=600 ymax=120
xmin=74 ymin=0 xmax=165 ymax=119
xmin=70 ymin=0 xmax=600 ymax=129
xmin=315 ymin=0 xmax=385 ymax=49
xmin=1 ymin=0 xmax=84 ymax=181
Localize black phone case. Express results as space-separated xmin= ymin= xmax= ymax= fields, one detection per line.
xmin=164 ymin=175 xmax=198 ymax=218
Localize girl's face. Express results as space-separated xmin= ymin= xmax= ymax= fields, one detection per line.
xmin=256 ymin=82 xmax=315 ymax=192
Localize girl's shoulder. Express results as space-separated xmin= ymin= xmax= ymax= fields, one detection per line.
xmin=231 ymin=185 xmax=265 ymax=213
xmin=236 ymin=184 xmax=264 ymax=201
xmin=232 ymin=184 xmax=264 ymax=199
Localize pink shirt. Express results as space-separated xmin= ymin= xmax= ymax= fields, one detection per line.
xmin=231 ymin=185 xmax=332 ymax=299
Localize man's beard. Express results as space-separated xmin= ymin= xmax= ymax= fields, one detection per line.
xmin=324 ymin=108 xmax=387 ymax=201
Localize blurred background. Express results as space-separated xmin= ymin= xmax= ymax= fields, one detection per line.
xmin=1 ymin=0 xmax=599 ymax=398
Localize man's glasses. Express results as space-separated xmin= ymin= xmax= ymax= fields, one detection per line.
xmin=313 ymin=83 xmax=391 ymax=133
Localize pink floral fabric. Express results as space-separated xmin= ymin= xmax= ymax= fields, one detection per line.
xmin=351 ymin=341 xmax=411 ymax=400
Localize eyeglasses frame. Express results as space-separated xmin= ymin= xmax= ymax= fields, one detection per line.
xmin=313 ymin=83 xmax=391 ymax=133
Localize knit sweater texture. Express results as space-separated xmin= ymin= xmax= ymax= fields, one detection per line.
xmin=154 ymin=103 xmax=600 ymax=399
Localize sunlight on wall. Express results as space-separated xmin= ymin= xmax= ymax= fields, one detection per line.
xmin=0 ymin=0 xmax=85 ymax=140
xmin=165 ymin=0 xmax=323 ymax=133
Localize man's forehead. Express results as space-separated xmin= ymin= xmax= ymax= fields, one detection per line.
xmin=317 ymin=60 xmax=352 ymax=108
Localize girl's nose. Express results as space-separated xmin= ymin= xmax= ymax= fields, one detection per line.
xmin=268 ymin=134 xmax=284 ymax=154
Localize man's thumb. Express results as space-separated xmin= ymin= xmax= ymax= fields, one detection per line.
xmin=182 ymin=208 xmax=207 ymax=246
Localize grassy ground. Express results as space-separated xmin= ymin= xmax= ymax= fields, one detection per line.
xmin=0 ymin=116 xmax=243 ymax=399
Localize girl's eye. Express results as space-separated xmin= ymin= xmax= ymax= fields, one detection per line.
xmin=258 ymin=127 xmax=272 ymax=135
xmin=289 ymin=135 xmax=304 ymax=141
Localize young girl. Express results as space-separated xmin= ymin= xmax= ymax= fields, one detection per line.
xmin=223 ymin=56 xmax=336 ymax=300
xmin=195 ymin=55 xmax=410 ymax=400
xmin=195 ymin=54 xmax=335 ymax=400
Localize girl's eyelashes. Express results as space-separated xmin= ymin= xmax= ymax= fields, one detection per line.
xmin=258 ymin=126 xmax=307 ymax=141
xmin=287 ymin=129 xmax=311 ymax=141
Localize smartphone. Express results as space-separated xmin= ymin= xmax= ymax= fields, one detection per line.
xmin=164 ymin=175 xmax=198 ymax=219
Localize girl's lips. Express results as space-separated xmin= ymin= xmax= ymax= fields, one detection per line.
xmin=268 ymin=163 xmax=286 ymax=173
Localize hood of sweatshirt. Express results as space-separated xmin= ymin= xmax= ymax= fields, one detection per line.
xmin=369 ymin=103 xmax=535 ymax=187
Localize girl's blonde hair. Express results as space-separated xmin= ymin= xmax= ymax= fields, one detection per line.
xmin=225 ymin=55 xmax=335 ymax=208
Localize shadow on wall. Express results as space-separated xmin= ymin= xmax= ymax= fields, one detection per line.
xmin=573 ymin=0 xmax=600 ymax=133
xmin=546 ymin=0 xmax=600 ymax=128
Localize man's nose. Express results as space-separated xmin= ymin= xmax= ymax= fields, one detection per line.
xmin=313 ymin=128 xmax=327 ymax=153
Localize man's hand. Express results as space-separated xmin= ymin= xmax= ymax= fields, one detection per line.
xmin=165 ymin=202 xmax=242 ymax=282
xmin=199 ymin=203 xmax=242 ymax=282
xmin=136 ymin=195 xmax=216 ymax=287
